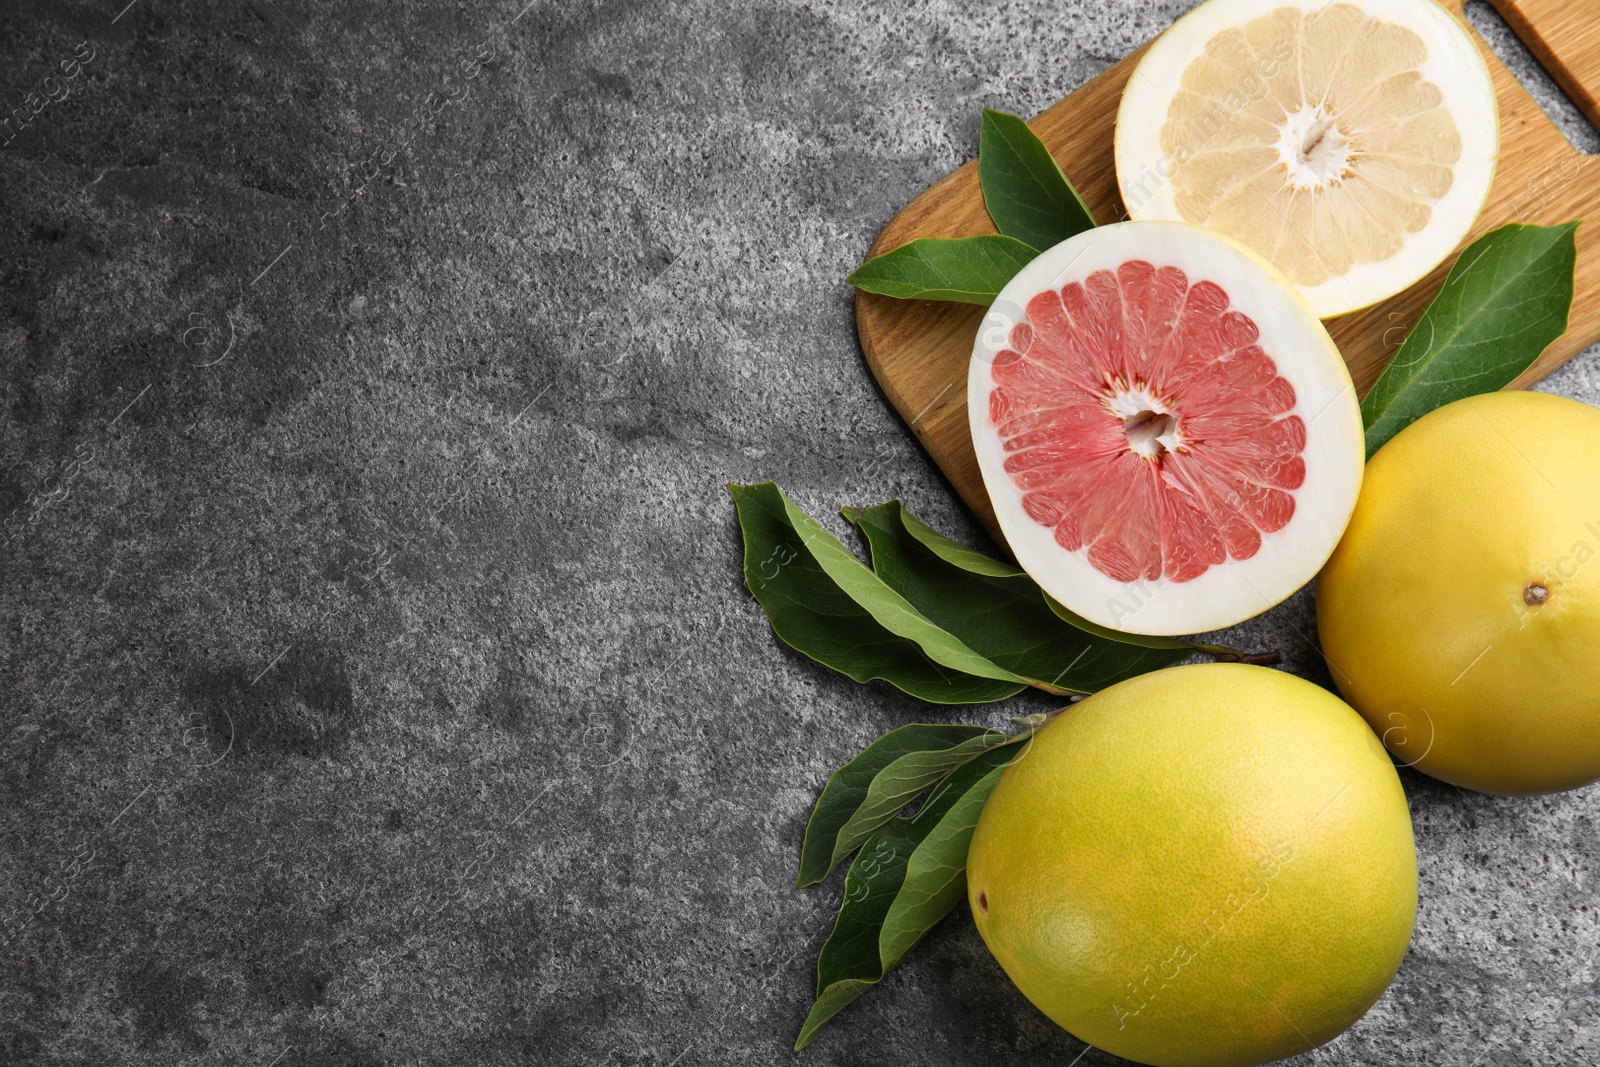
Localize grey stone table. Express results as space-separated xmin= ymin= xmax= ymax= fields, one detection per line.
xmin=2 ymin=1 xmax=1597 ymax=1064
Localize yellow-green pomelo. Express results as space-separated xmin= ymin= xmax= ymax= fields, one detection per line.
xmin=967 ymin=664 xmax=1416 ymax=1067
xmin=1318 ymin=390 xmax=1600 ymax=794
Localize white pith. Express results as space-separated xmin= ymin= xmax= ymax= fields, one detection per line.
xmin=1113 ymin=0 xmax=1500 ymax=319
xmin=1276 ymin=105 xmax=1352 ymax=189
xmin=969 ymin=221 xmax=1365 ymax=637
xmin=1106 ymin=387 xmax=1184 ymax=459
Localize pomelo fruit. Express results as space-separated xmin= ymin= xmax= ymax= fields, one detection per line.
xmin=1317 ymin=390 xmax=1600 ymax=795
xmin=968 ymin=220 xmax=1363 ymax=637
xmin=1115 ymin=0 xmax=1499 ymax=318
xmin=967 ymin=663 xmax=1418 ymax=1067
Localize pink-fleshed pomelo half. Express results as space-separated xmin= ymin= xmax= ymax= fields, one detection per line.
xmin=969 ymin=221 xmax=1363 ymax=637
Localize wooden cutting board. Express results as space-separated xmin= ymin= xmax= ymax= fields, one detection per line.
xmin=857 ymin=0 xmax=1600 ymax=542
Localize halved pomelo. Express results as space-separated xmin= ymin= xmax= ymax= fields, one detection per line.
xmin=969 ymin=221 xmax=1363 ymax=636
xmin=1115 ymin=0 xmax=1499 ymax=319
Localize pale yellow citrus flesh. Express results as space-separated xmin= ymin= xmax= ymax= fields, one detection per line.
xmin=1318 ymin=391 xmax=1600 ymax=795
xmin=967 ymin=664 xmax=1417 ymax=1067
xmin=1162 ymin=4 xmax=1462 ymax=289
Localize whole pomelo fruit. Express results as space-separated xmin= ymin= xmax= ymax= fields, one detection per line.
xmin=967 ymin=663 xmax=1416 ymax=1067
xmin=1317 ymin=389 xmax=1600 ymax=794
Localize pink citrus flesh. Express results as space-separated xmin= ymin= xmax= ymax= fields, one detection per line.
xmin=992 ymin=261 xmax=1308 ymax=585
xmin=969 ymin=222 xmax=1363 ymax=636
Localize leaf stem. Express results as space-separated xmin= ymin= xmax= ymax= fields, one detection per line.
xmin=1194 ymin=644 xmax=1283 ymax=667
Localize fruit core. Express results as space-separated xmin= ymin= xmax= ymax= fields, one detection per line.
xmin=1279 ymin=106 xmax=1352 ymax=188
xmin=1109 ymin=389 xmax=1182 ymax=458
xmin=989 ymin=260 xmax=1307 ymax=585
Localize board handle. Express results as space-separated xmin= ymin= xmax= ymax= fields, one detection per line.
xmin=1482 ymin=0 xmax=1600 ymax=132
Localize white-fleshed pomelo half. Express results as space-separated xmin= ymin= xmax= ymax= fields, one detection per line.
xmin=1115 ymin=0 xmax=1499 ymax=319
xmin=969 ymin=221 xmax=1363 ymax=636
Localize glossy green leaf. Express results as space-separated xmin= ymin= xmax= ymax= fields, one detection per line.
xmin=847 ymin=235 xmax=1038 ymax=304
xmin=1041 ymin=592 xmax=1198 ymax=651
xmin=844 ymin=501 xmax=1192 ymax=691
xmin=876 ymin=504 xmax=1231 ymax=655
xmin=1362 ymin=222 xmax=1579 ymax=456
xmin=794 ymin=742 xmax=1023 ymax=1051
xmin=797 ymin=724 xmax=1009 ymax=888
xmin=979 ymin=108 xmax=1096 ymax=250
xmin=876 ymin=503 xmax=1028 ymax=579
xmin=878 ymin=749 xmax=1009 ymax=963
xmin=728 ymin=483 xmax=1027 ymax=704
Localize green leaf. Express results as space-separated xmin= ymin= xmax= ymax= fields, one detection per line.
xmin=795 ymin=742 xmax=1023 ymax=1051
xmin=728 ymin=483 xmax=1028 ymax=704
xmin=879 ymin=751 xmax=1006 ymax=962
xmin=864 ymin=503 xmax=1226 ymax=655
xmin=844 ymin=501 xmax=1192 ymax=691
xmin=1041 ymin=592 xmax=1197 ymax=652
xmin=847 ymin=236 xmax=1039 ymax=305
xmin=797 ymin=724 xmax=1010 ymax=887
xmin=1361 ymin=222 xmax=1579 ymax=456
xmin=979 ymin=108 xmax=1097 ymax=250
xmin=872 ymin=503 xmax=1029 ymax=580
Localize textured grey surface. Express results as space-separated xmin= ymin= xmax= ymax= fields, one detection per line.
xmin=2 ymin=1 xmax=1598 ymax=1064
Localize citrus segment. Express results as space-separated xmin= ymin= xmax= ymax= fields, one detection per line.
xmin=969 ymin=221 xmax=1363 ymax=637
xmin=989 ymin=261 xmax=1306 ymax=586
xmin=1116 ymin=0 xmax=1499 ymax=318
